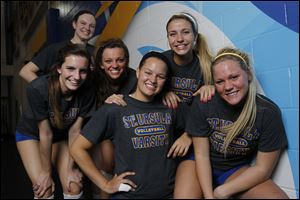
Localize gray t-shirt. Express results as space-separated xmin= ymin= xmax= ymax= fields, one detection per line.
xmin=187 ymin=93 xmax=287 ymax=171
xmin=81 ymin=95 xmax=184 ymax=199
xmin=16 ymin=75 xmax=96 ymax=141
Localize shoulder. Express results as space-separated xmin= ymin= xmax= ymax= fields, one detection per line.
xmin=28 ymin=75 xmax=48 ymax=90
xmin=97 ymin=102 xmax=123 ymax=115
xmin=163 ymin=50 xmax=173 ymax=59
xmin=127 ymin=68 xmax=137 ymax=79
xmin=47 ymin=40 xmax=69 ymax=50
xmin=256 ymin=94 xmax=282 ymax=116
xmin=26 ymin=76 xmax=49 ymax=98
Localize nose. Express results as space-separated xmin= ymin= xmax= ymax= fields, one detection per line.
xmin=111 ymin=60 xmax=118 ymax=68
xmin=73 ymin=70 xmax=81 ymax=80
xmin=176 ymin=33 xmax=184 ymax=42
xmin=224 ymin=80 xmax=233 ymax=91
xmin=149 ymin=74 xmax=157 ymax=83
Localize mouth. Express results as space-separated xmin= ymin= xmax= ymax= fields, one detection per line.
xmin=145 ymin=82 xmax=157 ymax=91
xmin=175 ymin=44 xmax=188 ymax=50
xmin=225 ymin=91 xmax=238 ymax=97
xmin=69 ymin=80 xmax=81 ymax=87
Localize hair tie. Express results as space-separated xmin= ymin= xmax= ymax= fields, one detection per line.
xmin=214 ymin=52 xmax=247 ymax=66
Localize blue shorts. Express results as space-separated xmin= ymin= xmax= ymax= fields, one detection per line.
xmin=212 ymin=164 xmax=247 ymax=186
xmin=15 ymin=132 xmax=39 ymax=142
xmin=15 ymin=132 xmax=67 ymax=143
xmin=181 ymin=151 xmax=247 ymax=186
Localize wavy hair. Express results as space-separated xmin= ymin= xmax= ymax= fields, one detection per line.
xmin=93 ymin=38 xmax=130 ymax=107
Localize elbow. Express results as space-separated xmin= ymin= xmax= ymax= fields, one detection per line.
xmin=19 ymin=68 xmax=25 ymax=78
xmin=70 ymin=142 xmax=77 ymax=159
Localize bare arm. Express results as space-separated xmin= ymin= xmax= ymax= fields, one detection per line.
xmin=213 ymin=150 xmax=281 ymax=198
xmin=19 ymin=61 xmax=39 ymax=83
xmin=34 ymin=119 xmax=55 ymax=198
xmin=193 ymin=137 xmax=215 ymax=199
xmin=66 ymin=117 xmax=85 ymax=191
xmin=70 ymin=134 xmax=136 ymax=193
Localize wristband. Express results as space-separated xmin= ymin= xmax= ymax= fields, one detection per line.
xmin=118 ymin=183 xmax=132 ymax=192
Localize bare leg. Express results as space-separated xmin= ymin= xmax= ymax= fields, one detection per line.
xmin=225 ymin=167 xmax=289 ymax=199
xmin=91 ymin=140 xmax=114 ymax=199
xmin=52 ymin=141 xmax=82 ymax=196
xmin=16 ymin=140 xmax=53 ymax=198
xmin=173 ymin=160 xmax=202 ymax=199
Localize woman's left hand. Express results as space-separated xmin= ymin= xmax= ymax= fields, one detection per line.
xmin=193 ymin=85 xmax=215 ymax=103
xmin=167 ymin=132 xmax=192 ymax=158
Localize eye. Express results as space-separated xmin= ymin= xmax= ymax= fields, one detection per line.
xmin=104 ymin=59 xmax=112 ymax=64
xmin=158 ymin=75 xmax=166 ymax=80
xmin=80 ymin=69 xmax=88 ymax=74
xmin=117 ymin=58 xmax=126 ymax=63
xmin=168 ymin=32 xmax=176 ymax=37
xmin=231 ymin=75 xmax=239 ymax=80
xmin=215 ymin=80 xmax=224 ymax=85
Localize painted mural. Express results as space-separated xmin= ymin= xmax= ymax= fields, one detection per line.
xmin=50 ymin=1 xmax=298 ymax=198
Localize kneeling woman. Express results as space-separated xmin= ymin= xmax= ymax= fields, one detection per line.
xmin=71 ymin=51 xmax=191 ymax=199
xmin=188 ymin=47 xmax=289 ymax=199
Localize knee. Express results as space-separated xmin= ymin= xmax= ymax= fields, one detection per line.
xmin=63 ymin=182 xmax=82 ymax=197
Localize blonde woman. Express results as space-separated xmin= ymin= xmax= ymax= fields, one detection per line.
xmin=163 ymin=12 xmax=214 ymax=198
xmin=188 ymin=47 xmax=288 ymax=199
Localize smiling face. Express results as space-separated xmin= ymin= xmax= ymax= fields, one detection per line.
xmin=213 ymin=59 xmax=250 ymax=106
xmin=135 ymin=57 xmax=168 ymax=102
xmin=57 ymin=55 xmax=89 ymax=94
xmin=73 ymin=13 xmax=96 ymax=42
xmin=167 ymin=18 xmax=196 ymax=57
xmin=100 ymin=47 xmax=127 ymax=80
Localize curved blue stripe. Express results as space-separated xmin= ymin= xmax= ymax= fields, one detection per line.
xmin=251 ymin=1 xmax=298 ymax=33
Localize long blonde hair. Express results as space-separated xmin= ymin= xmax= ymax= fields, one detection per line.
xmin=166 ymin=12 xmax=213 ymax=85
xmin=212 ymin=47 xmax=257 ymax=154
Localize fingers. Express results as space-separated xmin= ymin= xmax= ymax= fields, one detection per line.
xmin=105 ymin=94 xmax=127 ymax=106
xmin=168 ymin=143 xmax=190 ymax=158
xmin=164 ymin=93 xmax=180 ymax=109
xmin=167 ymin=144 xmax=175 ymax=158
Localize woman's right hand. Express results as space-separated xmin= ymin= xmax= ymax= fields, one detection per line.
xmin=102 ymin=172 xmax=137 ymax=194
xmin=162 ymin=91 xmax=181 ymax=109
xmin=33 ymin=172 xmax=55 ymax=198
xmin=105 ymin=94 xmax=127 ymax=106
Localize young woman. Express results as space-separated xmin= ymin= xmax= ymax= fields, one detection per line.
xmin=88 ymin=38 xmax=137 ymax=199
xmin=164 ymin=12 xmax=215 ymax=198
xmin=19 ymin=10 xmax=96 ymax=83
xmin=188 ymin=47 xmax=289 ymax=199
xmin=70 ymin=51 xmax=189 ymax=199
xmin=15 ymin=43 xmax=96 ymax=199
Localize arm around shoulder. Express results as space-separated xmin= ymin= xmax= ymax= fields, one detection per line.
xmin=19 ymin=61 xmax=39 ymax=83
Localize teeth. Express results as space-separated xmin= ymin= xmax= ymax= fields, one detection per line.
xmin=145 ymin=83 xmax=156 ymax=89
xmin=226 ymin=91 xmax=237 ymax=96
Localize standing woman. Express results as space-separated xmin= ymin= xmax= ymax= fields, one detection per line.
xmin=188 ymin=47 xmax=289 ymax=199
xmin=164 ymin=12 xmax=214 ymax=198
xmin=90 ymin=38 xmax=137 ymax=199
xmin=19 ymin=10 xmax=96 ymax=83
xmin=15 ymin=43 xmax=96 ymax=199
